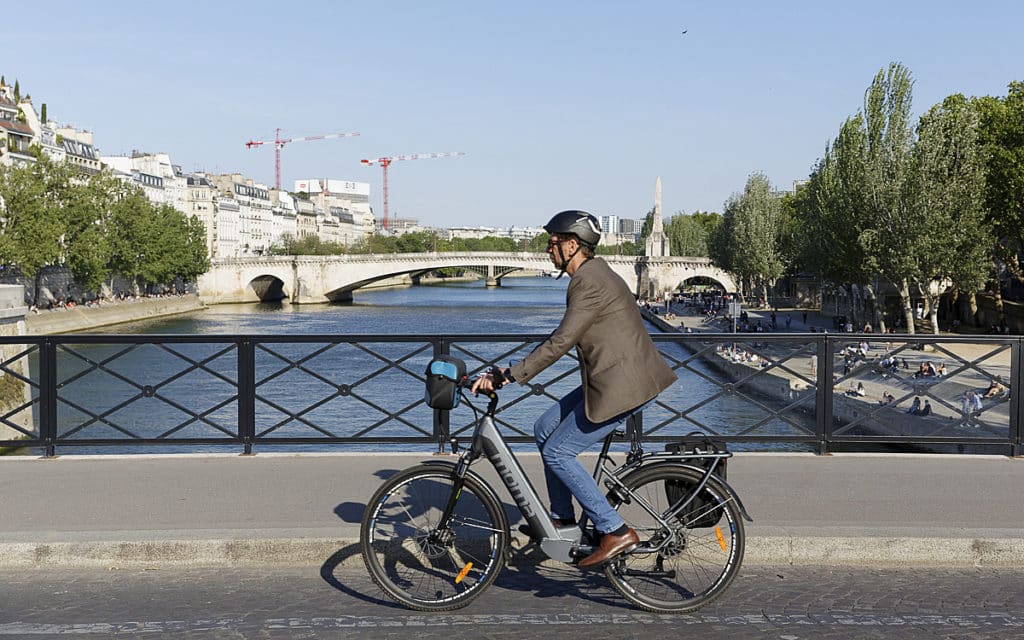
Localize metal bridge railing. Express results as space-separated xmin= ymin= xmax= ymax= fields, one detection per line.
xmin=0 ymin=333 xmax=1020 ymax=457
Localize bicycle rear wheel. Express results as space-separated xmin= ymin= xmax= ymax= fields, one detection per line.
xmin=604 ymin=464 xmax=745 ymax=613
xmin=360 ymin=464 xmax=509 ymax=611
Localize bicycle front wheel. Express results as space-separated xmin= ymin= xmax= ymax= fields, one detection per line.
xmin=604 ymin=464 xmax=745 ymax=613
xmin=360 ymin=464 xmax=509 ymax=611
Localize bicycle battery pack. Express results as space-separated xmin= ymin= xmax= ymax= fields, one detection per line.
xmin=424 ymin=356 xmax=467 ymax=410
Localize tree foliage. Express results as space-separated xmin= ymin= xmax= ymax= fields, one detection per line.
xmin=906 ymin=94 xmax=990 ymax=329
xmin=976 ymin=82 xmax=1024 ymax=280
xmin=666 ymin=211 xmax=718 ymax=257
xmin=0 ymin=155 xmax=66 ymax=281
xmin=709 ymin=173 xmax=785 ymax=300
xmin=784 ymin=63 xmax=995 ymax=333
xmin=0 ymin=159 xmax=210 ymax=300
xmin=271 ymin=230 xmax=535 ymax=256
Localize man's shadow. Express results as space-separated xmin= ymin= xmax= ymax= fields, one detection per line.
xmin=321 ymin=468 xmax=627 ymax=609
xmin=320 ymin=469 xmax=400 ymax=607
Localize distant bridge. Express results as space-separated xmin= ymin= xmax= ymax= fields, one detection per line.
xmin=197 ymin=253 xmax=736 ymax=304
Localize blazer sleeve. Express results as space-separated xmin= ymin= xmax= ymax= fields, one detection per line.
xmin=509 ymin=270 xmax=603 ymax=384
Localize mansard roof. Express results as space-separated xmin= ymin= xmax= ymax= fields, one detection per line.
xmin=187 ymin=175 xmax=213 ymax=187
xmin=0 ymin=118 xmax=34 ymax=136
xmin=63 ymin=138 xmax=98 ymax=159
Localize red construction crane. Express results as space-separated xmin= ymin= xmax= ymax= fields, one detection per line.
xmin=360 ymin=152 xmax=466 ymax=231
xmin=245 ymin=128 xmax=360 ymax=190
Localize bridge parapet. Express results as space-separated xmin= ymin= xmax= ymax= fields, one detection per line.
xmin=197 ymin=253 xmax=735 ymax=304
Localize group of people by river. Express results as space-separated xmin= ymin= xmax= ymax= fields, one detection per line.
xmin=28 ymin=291 xmax=195 ymax=315
xmin=649 ymin=292 xmax=1013 ymax=433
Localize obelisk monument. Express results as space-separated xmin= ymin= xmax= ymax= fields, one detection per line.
xmin=645 ymin=176 xmax=671 ymax=258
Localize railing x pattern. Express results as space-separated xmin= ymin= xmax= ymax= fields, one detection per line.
xmin=0 ymin=333 xmax=1019 ymax=457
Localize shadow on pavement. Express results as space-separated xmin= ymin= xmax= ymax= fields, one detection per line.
xmin=319 ymin=542 xmax=400 ymax=608
xmin=334 ymin=502 xmax=366 ymax=523
xmin=495 ymin=537 xmax=631 ymax=609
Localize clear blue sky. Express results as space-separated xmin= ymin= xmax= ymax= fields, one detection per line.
xmin=2 ymin=1 xmax=1021 ymax=229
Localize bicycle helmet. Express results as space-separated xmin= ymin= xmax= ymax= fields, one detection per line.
xmin=543 ymin=210 xmax=602 ymax=247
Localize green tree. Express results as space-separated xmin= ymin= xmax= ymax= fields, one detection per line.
xmin=639 ymin=207 xmax=655 ymax=248
xmin=690 ymin=211 xmax=721 ymax=238
xmin=797 ymin=115 xmax=879 ymax=326
xmin=523 ymin=232 xmax=549 ymax=252
xmin=976 ymin=82 xmax=1024 ymax=283
xmin=274 ymin=234 xmax=350 ymax=255
xmin=710 ymin=173 xmax=785 ymax=302
xmin=138 ymin=204 xmax=210 ymax=286
xmin=106 ymin=187 xmax=159 ymax=294
xmin=61 ymin=170 xmax=124 ymax=293
xmin=905 ymin=94 xmax=991 ymax=333
xmin=0 ymin=156 xmax=69 ymax=303
xmin=665 ymin=211 xmax=719 ymax=257
xmin=594 ymin=240 xmax=639 ymax=256
xmin=853 ymin=63 xmax=921 ymax=331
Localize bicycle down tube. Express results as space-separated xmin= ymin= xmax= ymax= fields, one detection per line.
xmin=439 ymin=392 xmax=585 ymax=563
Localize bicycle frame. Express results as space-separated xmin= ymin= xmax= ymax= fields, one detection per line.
xmin=433 ymin=392 xmax=583 ymax=562
xmin=433 ymin=390 xmax=751 ymax=564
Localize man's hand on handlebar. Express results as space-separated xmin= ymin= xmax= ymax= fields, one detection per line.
xmin=470 ymin=366 xmax=508 ymax=395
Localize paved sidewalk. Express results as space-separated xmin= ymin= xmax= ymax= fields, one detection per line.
xmin=1 ymin=452 xmax=1021 ymax=568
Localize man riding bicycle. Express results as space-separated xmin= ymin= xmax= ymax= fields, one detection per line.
xmin=472 ymin=210 xmax=677 ymax=567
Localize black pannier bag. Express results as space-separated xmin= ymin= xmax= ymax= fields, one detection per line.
xmin=424 ymin=356 xmax=467 ymax=410
xmin=664 ymin=433 xmax=728 ymax=528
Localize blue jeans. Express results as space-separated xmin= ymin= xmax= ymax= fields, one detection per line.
xmin=534 ymin=386 xmax=652 ymax=533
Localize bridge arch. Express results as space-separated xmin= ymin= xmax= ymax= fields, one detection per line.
xmin=674 ymin=275 xmax=732 ymax=293
xmin=249 ymin=275 xmax=288 ymax=302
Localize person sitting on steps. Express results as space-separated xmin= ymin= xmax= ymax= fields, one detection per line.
xmin=983 ymin=375 xmax=1007 ymax=399
xmin=906 ymin=397 xmax=922 ymax=415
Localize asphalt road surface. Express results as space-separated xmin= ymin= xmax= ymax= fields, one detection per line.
xmin=1 ymin=560 xmax=1022 ymax=640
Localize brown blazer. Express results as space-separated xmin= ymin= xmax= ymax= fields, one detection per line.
xmin=509 ymin=257 xmax=677 ymax=423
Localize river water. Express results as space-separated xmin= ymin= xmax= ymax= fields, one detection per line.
xmin=51 ymin=276 xmax=809 ymax=453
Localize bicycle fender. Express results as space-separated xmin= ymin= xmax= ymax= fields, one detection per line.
xmin=638 ymin=461 xmax=754 ymax=523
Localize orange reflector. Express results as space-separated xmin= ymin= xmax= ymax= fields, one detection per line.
xmin=455 ymin=562 xmax=474 ymax=584
xmin=715 ymin=526 xmax=727 ymax=551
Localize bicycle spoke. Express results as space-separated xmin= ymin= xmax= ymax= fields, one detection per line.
xmin=604 ymin=464 xmax=744 ymax=613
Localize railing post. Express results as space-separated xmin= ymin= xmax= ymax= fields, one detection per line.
xmin=816 ymin=334 xmax=834 ymax=455
xmin=1011 ymin=338 xmax=1022 ymax=457
xmin=238 ymin=337 xmax=256 ymax=455
xmin=39 ymin=338 xmax=58 ymax=458
xmin=432 ymin=339 xmax=451 ymax=454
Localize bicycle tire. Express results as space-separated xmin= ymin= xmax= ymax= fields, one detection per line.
xmin=604 ymin=463 xmax=745 ymax=613
xmin=360 ymin=464 xmax=509 ymax=611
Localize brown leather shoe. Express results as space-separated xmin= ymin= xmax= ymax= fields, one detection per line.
xmin=578 ymin=527 xmax=639 ymax=568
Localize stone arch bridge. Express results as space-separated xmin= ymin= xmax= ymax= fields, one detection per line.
xmin=197 ymin=253 xmax=736 ymax=304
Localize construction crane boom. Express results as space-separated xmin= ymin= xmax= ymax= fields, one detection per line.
xmin=245 ymin=128 xmax=360 ymax=190
xmin=361 ymin=152 xmax=466 ymax=231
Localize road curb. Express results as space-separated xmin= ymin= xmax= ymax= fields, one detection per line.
xmin=3 ymin=535 xmax=1023 ymax=569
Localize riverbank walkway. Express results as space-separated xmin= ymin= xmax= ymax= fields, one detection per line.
xmin=650 ymin=301 xmax=1015 ymax=434
xmin=0 ymin=451 xmax=1021 ymax=568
